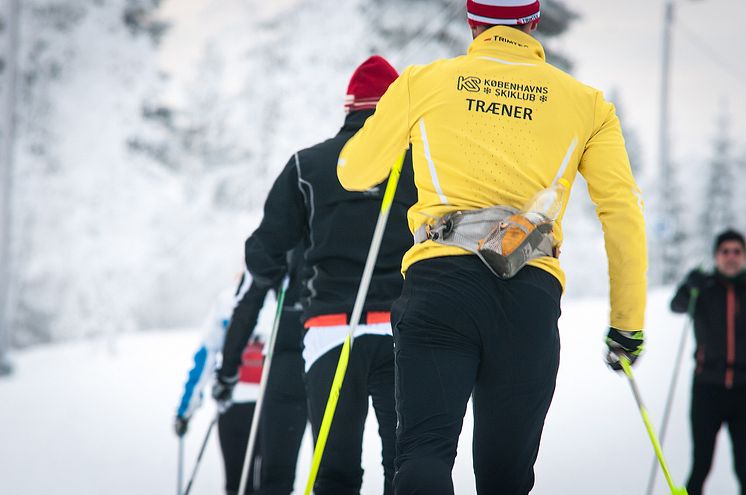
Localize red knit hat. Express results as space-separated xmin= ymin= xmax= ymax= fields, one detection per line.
xmin=466 ymin=0 xmax=540 ymax=27
xmin=344 ymin=55 xmax=399 ymax=113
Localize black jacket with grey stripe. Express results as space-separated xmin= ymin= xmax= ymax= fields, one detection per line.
xmin=671 ymin=270 xmax=746 ymax=388
xmin=219 ymin=246 xmax=305 ymax=380
xmin=244 ymin=110 xmax=416 ymax=323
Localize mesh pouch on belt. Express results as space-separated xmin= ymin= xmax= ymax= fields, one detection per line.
xmin=414 ymin=206 xmax=557 ymax=279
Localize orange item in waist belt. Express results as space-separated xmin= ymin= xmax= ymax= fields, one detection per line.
xmin=304 ymin=311 xmax=391 ymax=328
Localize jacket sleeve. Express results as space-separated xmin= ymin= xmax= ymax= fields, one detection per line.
xmin=670 ymin=282 xmax=692 ymax=314
xmin=176 ymin=296 xmax=228 ymax=419
xmin=337 ymin=68 xmax=412 ymax=191
xmin=578 ymin=93 xmax=648 ymax=331
xmin=245 ymin=156 xmax=308 ymax=288
xmin=220 ymin=273 xmax=271 ymax=379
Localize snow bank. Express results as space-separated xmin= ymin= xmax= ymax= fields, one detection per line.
xmin=0 ymin=289 xmax=739 ymax=494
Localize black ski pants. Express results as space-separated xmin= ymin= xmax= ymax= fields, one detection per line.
xmin=218 ymin=401 xmax=259 ymax=495
xmin=305 ymin=334 xmax=397 ymax=495
xmin=686 ymin=382 xmax=746 ymax=495
xmin=391 ymin=256 xmax=562 ymax=495
xmin=257 ymin=309 xmax=308 ymax=495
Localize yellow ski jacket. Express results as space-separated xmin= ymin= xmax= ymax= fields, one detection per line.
xmin=338 ymin=26 xmax=647 ymax=331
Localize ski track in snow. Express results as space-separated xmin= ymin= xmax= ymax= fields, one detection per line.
xmin=0 ymin=289 xmax=740 ymax=494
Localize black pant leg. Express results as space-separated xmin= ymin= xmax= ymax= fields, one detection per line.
xmin=392 ymin=258 xmax=561 ymax=495
xmin=727 ymin=386 xmax=746 ymax=495
xmin=218 ymin=402 xmax=258 ymax=495
xmin=687 ymin=382 xmax=726 ymax=495
xmin=305 ymin=338 xmax=372 ymax=495
xmin=258 ymin=312 xmax=307 ymax=495
xmin=391 ymin=258 xmax=483 ymax=495
xmin=367 ymin=335 xmax=396 ymax=495
xmin=472 ymin=266 xmax=561 ymax=495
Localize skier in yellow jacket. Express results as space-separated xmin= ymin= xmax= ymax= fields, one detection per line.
xmin=338 ymin=1 xmax=648 ymax=493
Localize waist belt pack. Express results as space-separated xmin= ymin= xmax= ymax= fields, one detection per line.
xmin=414 ymin=206 xmax=558 ymax=279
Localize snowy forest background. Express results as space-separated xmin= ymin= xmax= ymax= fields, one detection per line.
xmin=1 ymin=0 xmax=745 ymax=350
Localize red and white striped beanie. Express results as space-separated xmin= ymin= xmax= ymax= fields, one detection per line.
xmin=344 ymin=55 xmax=399 ymax=113
xmin=466 ymin=0 xmax=541 ymax=27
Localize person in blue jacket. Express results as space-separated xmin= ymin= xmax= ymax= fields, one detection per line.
xmin=175 ymin=271 xmax=264 ymax=495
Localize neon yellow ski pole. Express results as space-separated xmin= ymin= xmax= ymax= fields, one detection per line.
xmin=645 ymin=288 xmax=699 ymax=495
xmin=304 ymin=152 xmax=406 ymax=495
xmin=619 ymin=356 xmax=688 ymax=495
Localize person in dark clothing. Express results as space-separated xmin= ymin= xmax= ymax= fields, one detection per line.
xmin=255 ymin=307 xmax=307 ymax=495
xmin=243 ymin=55 xmax=416 ymax=495
xmin=392 ymin=257 xmax=561 ymax=494
xmin=218 ymin=402 xmax=260 ymax=493
xmin=213 ymin=248 xmax=308 ymax=495
xmin=337 ymin=2 xmax=647 ymax=493
xmin=671 ymin=229 xmax=746 ymax=495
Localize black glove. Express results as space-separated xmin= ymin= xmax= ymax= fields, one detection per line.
xmin=605 ymin=327 xmax=645 ymax=371
xmin=685 ymin=269 xmax=707 ymax=292
xmin=212 ymin=371 xmax=238 ymax=412
xmin=174 ymin=415 xmax=189 ymax=437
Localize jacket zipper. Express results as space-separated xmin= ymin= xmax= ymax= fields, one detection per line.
xmin=725 ymin=283 xmax=736 ymax=389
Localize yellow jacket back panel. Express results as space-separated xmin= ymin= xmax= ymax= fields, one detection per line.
xmin=339 ymin=26 xmax=647 ymax=331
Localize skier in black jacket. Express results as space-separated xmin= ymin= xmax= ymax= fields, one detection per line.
xmin=213 ymin=246 xmax=308 ymax=495
xmin=671 ymin=229 xmax=746 ymax=495
xmin=243 ymin=55 xmax=416 ymax=495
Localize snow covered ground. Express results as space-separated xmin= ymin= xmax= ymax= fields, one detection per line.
xmin=0 ymin=289 xmax=740 ymax=495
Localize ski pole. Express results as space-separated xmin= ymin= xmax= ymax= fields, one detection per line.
xmin=183 ymin=415 xmax=218 ymax=495
xmin=619 ymin=356 xmax=688 ymax=495
xmin=303 ymin=151 xmax=407 ymax=495
xmin=178 ymin=435 xmax=185 ymax=495
xmin=237 ymin=276 xmax=290 ymax=495
xmin=645 ymin=289 xmax=699 ymax=495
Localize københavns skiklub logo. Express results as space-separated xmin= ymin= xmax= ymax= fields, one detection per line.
xmin=457 ymin=75 xmax=481 ymax=92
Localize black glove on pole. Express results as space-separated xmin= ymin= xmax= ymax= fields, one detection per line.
xmin=685 ymin=269 xmax=707 ymax=292
xmin=605 ymin=327 xmax=645 ymax=371
xmin=174 ymin=415 xmax=189 ymax=437
xmin=211 ymin=372 xmax=238 ymax=413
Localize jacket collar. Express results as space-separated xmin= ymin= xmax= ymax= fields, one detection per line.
xmin=467 ymin=25 xmax=545 ymax=63
xmin=715 ymin=269 xmax=746 ymax=287
xmin=341 ymin=109 xmax=375 ymax=133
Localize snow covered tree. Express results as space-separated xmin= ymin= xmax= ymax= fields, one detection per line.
xmin=366 ymin=0 xmax=577 ymax=70
xmin=608 ymin=90 xmax=644 ymax=177
xmin=10 ymin=0 xmax=165 ymax=346
xmin=657 ymin=161 xmax=688 ymax=283
xmin=699 ymin=108 xmax=737 ymax=254
xmin=5 ymin=0 xmax=594 ymax=348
